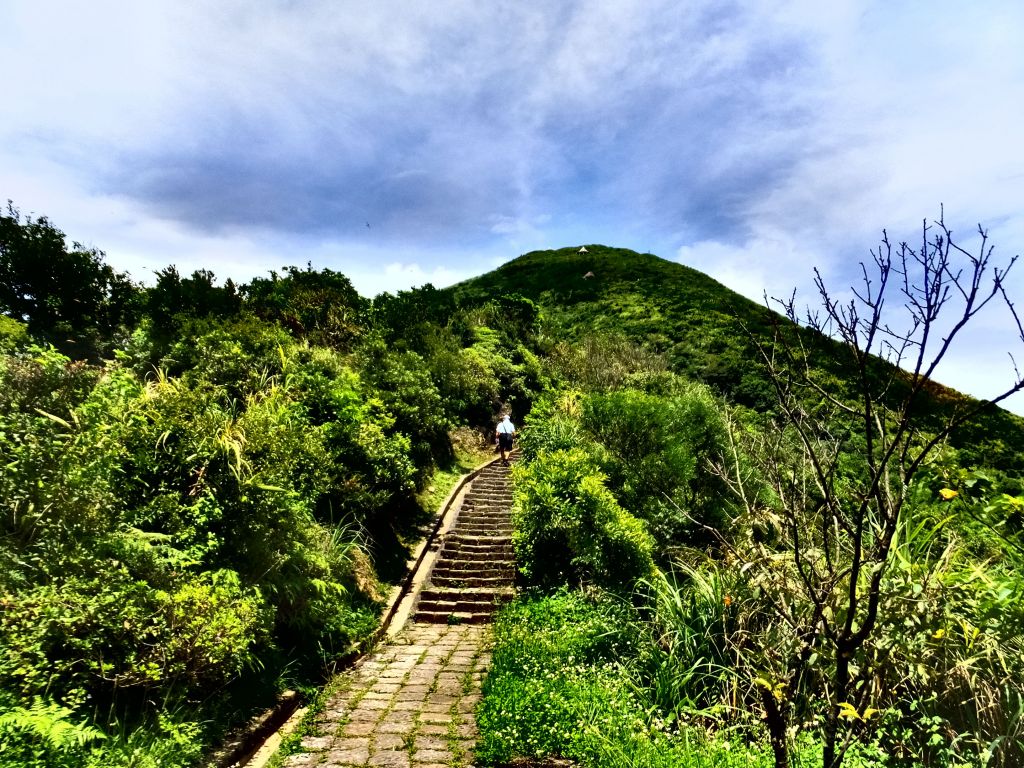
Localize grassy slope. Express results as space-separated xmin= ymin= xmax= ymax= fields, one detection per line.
xmin=450 ymin=245 xmax=1024 ymax=476
xmin=453 ymin=245 xmax=773 ymax=375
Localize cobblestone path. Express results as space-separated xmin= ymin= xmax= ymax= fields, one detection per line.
xmin=278 ymin=460 xmax=514 ymax=768
xmin=281 ymin=623 xmax=491 ymax=768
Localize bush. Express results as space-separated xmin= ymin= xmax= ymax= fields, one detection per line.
xmin=356 ymin=338 xmax=452 ymax=480
xmin=0 ymin=331 xmax=407 ymax=764
xmin=581 ymin=384 xmax=729 ymax=549
xmin=511 ymin=448 xmax=654 ymax=589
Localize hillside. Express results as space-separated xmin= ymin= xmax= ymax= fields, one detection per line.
xmin=454 ymin=245 xmax=772 ymax=386
xmin=454 ymin=246 xmax=1024 ymax=768
xmin=451 ymin=245 xmax=1024 ymax=477
xmin=3 ymin=209 xmax=1024 ymax=766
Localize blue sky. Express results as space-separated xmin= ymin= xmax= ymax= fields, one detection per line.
xmin=3 ymin=1 xmax=1024 ymax=409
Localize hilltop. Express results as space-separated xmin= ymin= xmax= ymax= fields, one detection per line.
xmin=453 ymin=245 xmax=772 ymax=383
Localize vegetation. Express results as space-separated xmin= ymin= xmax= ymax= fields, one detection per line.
xmin=466 ymin=220 xmax=1024 ymax=767
xmin=0 ymin=203 xmax=140 ymax=361
xmin=2 ymin=202 xmax=1023 ymax=767
xmin=0 ymin=206 xmax=542 ymax=767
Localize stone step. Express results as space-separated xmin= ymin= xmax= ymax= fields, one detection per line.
xmin=455 ymin=511 xmax=512 ymax=520
xmin=420 ymin=586 xmax=514 ymax=601
xmin=454 ymin=521 xmax=511 ymax=529
xmin=466 ymin=497 xmax=512 ymax=504
xmin=450 ymin=533 xmax=512 ymax=542
xmin=415 ymin=601 xmax=504 ymax=618
xmin=431 ymin=564 xmax=515 ymax=579
xmin=450 ymin=528 xmax=512 ymax=538
xmin=439 ymin=544 xmax=513 ymax=557
xmin=430 ymin=574 xmax=515 ymax=588
xmin=445 ymin=533 xmax=513 ymax=544
xmin=456 ymin=513 xmax=512 ymax=522
xmin=414 ymin=610 xmax=493 ymax=624
xmin=432 ymin=555 xmax=515 ymax=568
xmin=416 ymin=603 xmax=502 ymax=616
xmin=453 ymin=517 xmax=512 ymax=526
xmin=460 ymin=504 xmax=512 ymax=513
xmin=454 ymin=521 xmax=512 ymax=531
xmin=413 ymin=460 xmax=516 ymax=626
xmin=441 ymin=546 xmax=514 ymax=559
xmin=444 ymin=537 xmax=513 ymax=546
xmin=463 ymin=503 xmax=512 ymax=512
xmin=457 ymin=508 xmax=512 ymax=518
xmin=416 ymin=596 xmax=513 ymax=614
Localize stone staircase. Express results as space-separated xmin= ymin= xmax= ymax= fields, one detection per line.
xmin=413 ymin=460 xmax=516 ymax=624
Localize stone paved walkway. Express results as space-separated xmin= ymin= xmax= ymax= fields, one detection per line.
xmin=275 ymin=460 xmax=516 ymax=768
xmin=280 ymin=620 xmax=492 ymax=768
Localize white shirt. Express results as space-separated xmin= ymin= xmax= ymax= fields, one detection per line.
xmin=497 ymin=419 xmax=515 ymax=434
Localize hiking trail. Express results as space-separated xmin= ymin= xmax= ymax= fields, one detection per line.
xmin=275 ymin=459 xmax=516 ymax=768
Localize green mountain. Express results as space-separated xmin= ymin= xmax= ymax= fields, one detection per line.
xmin=452 ymin=244 xmax=1024 ymax=476
xmin=454 ymin=244 xmax=770 ymax=380
xmin=6 ymin=208 xmax=1023 ymax=767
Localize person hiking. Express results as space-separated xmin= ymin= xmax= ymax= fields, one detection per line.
xmin=496 ymin=414 xmax=516 ymax=465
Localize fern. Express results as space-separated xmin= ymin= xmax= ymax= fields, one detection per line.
xmin=0 ymin=697 xmax=105 ymax=752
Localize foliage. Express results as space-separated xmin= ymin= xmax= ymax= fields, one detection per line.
xmin=476 ymin=590 xmax=825 ymax=768
xmin=514 ymin=384 xmax=729 ymax=561
xmin=140 ymin=266 xmax=242 ymax=361
xmin=243 ymin=263 xmax=366 ymax=350
xmin=0 ymin=333 xmax=427 ymax=763
xmin=714 ymin=214 xmax=1024 ymax=768
xmin=581 ymin=384 xmax=729 ymax=549
xmin=0 ymin=203 xmax=140 ymax=360
xmin=356 ymin=336 xmax=452 ymax=481
xmin=511 ymin=448 xmax=654 ymax=589
xmin=547 ymin=332 xmax=669 ymax=392
xmin=0 ymin=697 xmax=105 ymax=768
xmin=0 ymin=316 xmax=28 ymax=352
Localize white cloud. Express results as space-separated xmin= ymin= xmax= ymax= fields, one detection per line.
xmin=675 ymin=232 xmax=825 ymax=307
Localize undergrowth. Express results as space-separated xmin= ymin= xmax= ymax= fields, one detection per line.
xmin=476 ymin=589 xmax=907 ymax=768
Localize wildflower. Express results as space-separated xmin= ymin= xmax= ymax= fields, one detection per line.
xmin=939 ymin=488 xmax=958 ymax=500
xmin=723 ymin=594 xmax=732 ymax=607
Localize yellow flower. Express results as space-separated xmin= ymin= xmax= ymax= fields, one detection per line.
xmin=939 ymin=488 xmax=958 ymax=501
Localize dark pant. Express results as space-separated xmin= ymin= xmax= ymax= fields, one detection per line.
xmin=498 ymin=433 xmax=513 ymax=450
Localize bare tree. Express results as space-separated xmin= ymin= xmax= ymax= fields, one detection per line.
xmin=723 ymin=211 xmax=1024 ymax=768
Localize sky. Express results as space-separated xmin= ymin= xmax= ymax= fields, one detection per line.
xmin=3 ymin=0 xmax=1024 ymax=410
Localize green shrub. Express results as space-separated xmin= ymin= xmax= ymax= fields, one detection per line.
xmin=0 ymin=697 xmax=105 ymax=768
xmin=0 ymin=333 xmax=400 ymax=764
xmin=581 ymin=384 xmax=729 ymax=549
xmin=356 ymin=338 xmax=452 ymax=480
xmin=511 ymin=448 xmax=654 ymax=589
xmin=0 ymin=316 xmax=28 ymax=352
xmin=515 ymin=391 xmax=586 ymax=461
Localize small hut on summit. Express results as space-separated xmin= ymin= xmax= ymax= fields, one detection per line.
xmin=578 ymin=246 xmax=588 ymax=253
